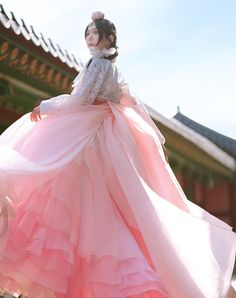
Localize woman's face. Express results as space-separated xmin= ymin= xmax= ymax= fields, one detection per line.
xmin=85 ymin=23 xmax=110 ymax=49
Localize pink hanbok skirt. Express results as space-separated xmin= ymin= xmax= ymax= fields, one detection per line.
xmin=0 ymin=101 xmax=235 ymax=298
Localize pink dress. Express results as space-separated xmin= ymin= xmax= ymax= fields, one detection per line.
xmin=0 ymin=48 xmax=235 ymax=298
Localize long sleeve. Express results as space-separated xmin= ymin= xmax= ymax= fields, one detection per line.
xmin=40 ymin=57 xmax=111 ymax=115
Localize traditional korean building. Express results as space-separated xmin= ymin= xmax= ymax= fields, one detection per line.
xmin=0 ymin=4 xmax=82 ymax=131
xmin=173 ymin=110 xmax=236 ymax=227
xmin=149 ymin=106 xmax=236 ymax=229
xmin=1 ymin=4 xmax=236 ymax=232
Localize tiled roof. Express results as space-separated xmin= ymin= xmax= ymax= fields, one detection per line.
xmin=146 ymin=104 xmax=235 ymax=172
xmin=173 ymin=111 xmax=236 ymax=159
xmin=0 ymin=4 xmax=83 ymax=71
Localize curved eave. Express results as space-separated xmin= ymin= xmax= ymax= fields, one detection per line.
xmin=0 ymin=5 xmax=83 ymax=73
xmin=145 ymin=104 xmax=236 ymax=175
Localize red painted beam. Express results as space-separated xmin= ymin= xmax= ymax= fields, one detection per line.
xmin=0 ymin=106 xmax=23 ymax=124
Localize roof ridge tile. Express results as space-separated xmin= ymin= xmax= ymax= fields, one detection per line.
xmin=0 ymin=4 xmax=83 ymax=71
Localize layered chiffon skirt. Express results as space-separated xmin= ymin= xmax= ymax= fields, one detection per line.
xmin=0 ymin=101 xmax=235 ymax=297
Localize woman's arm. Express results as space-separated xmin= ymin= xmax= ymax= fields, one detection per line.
xmin=37 ymin=58 xmax=111 ymax=117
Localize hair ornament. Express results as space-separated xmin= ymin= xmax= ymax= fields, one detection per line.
xmin=91 ymin=11 xmax=105 ymax=21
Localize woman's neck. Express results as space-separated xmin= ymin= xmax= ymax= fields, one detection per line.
xmin=89 ymin=47 xmax=116 ymax=58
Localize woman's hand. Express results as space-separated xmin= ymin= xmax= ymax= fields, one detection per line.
xmin=30 ymin=106 xmax=41 ymax=122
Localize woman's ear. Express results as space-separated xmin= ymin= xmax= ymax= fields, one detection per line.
xmin=108 ymin=34 xmax=114 ymax=44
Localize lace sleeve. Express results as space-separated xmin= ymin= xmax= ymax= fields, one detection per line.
xmin=40 ymin=58 xmax=111 ymax=115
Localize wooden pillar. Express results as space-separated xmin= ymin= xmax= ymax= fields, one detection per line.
xmin=201 ymin=184 xmax=207 ymax=209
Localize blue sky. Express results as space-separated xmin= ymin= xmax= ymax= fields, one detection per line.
xmin=2 ymin=0 xmax=236 ymax=138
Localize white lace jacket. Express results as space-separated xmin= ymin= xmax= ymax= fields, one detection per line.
xmin=40 ymin=48 xmax=134 ymax=115
xmin=39 ymin=48 xmax=166 ymax=145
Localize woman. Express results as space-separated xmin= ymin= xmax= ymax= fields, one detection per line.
xmin=0 ymin=11 xmax=235 ymax=298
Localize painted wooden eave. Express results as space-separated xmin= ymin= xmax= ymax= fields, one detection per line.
xmin=146 ymin=104 xmax=236 ymax=174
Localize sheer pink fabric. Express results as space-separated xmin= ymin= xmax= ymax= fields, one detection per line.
xmin=0 ymin=100 xmax=235 ymax=297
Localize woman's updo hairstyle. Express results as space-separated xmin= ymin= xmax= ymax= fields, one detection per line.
xmin=85 ymin=11 xmax=118 ymax=60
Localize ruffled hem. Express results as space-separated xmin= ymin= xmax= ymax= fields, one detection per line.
xmin=0 ymin=101 xmax=235 ymax=297
xmin=0 ymin=254 xmax=168 ymax=298
xmin=0 ymin=173 xmax=168 ymax=297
